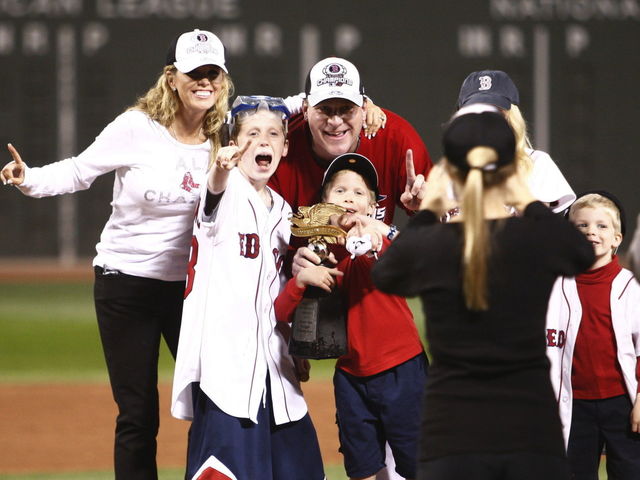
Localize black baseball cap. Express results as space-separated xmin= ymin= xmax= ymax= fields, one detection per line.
xmin=457 ymin=70 xmax=519 ymax=111
xmin=322 ymin=153 xmax=381 ymax=200
xmin=443 ymin=109 xmax=516 ymax=173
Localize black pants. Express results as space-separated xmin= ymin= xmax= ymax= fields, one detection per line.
xmin=569 ymin=395 xmax=640 ymax=480
xmin=418 ymin=452 xmax=570 ymax=480
xmin=94 ymin=266 xmax=185 ymax=480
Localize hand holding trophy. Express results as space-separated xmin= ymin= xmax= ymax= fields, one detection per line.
xmin=288 ymin=203 xmax=349 ymax=359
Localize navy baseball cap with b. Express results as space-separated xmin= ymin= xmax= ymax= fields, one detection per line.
xmin=457 ymin=70 xmax=519 ymax=110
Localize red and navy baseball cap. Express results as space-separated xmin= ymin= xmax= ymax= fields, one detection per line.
xmin=457 ymin=70 xmax=519 ymax=111
xmin=322 ymin=153 xmax=382 ymax=201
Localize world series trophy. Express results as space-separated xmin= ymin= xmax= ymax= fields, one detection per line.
xmin=288 ymin=203 xmax=349 ymax=359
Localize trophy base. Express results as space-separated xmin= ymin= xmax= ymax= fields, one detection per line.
xmin=289 ymin=340 xmax=347 ymax=360
xmin=289 ymin=293 xmax=347 ymax=360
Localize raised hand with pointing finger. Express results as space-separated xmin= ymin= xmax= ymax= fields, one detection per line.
xmin=215 ymin=140 xmax=252 ymax=171
xmin=399 ymin=149 xmax=427 ymax=211
xmin=208 ymin=139 xmax=253 ymax=195
xmin=1 ymin=143 xmax=27 ymax=186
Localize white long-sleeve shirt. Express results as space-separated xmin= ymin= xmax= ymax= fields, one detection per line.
xmin=18 ymin=110 xmax=209 ymax=281
xmin=527 ymin=148 xmax=576 ymax=213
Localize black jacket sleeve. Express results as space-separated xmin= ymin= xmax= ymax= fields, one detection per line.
xmin=372 ymin=209 xmax=440 ymax=297
xmin=522 ymin=201 xmax=595 ymax=276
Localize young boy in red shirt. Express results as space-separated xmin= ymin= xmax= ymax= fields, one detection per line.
xmin=275 ymin=153 xmax=427 ymax=480
xmin=546 ymin=191 xmax=640 ymax=480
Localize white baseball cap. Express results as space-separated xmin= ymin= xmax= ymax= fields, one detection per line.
xmin=305 ymin=57 xmax=364 ymax=107
xmin=166 ymin=29 xmax=227 ymax=73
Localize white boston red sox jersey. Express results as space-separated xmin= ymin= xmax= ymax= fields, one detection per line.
xmin=171 ymin=168 xmax=308 ymax=425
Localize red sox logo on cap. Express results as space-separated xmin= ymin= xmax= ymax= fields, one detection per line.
xmin=318 ymin=63 xmax=353 ymax=87
xmin=196 ymin=32 xmax=209 ymax=42
xmin=478 ymin=75 xmax=492 ymax=91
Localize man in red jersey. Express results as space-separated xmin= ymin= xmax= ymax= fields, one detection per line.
xmin=268 ymin=57 xmax=432 ymax=480
xmin=269 ymin=56 xmax=432 ymax=237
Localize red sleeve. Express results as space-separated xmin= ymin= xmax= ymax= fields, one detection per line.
xmin=379 ymin=236 xmax=392 ymax=253
xmin=288 ymin=112 xmax=306 ymax=131
xmin=274 ymin=278 xmax=306 ymax=323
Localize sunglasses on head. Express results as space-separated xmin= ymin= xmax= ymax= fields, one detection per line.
xmin=231 ymin=96 xmax=291 ymax=119
xmin=185 ymin=66 xmax=222 ymax=81
xmin=228 ymin=95 xmax=291 ymax=135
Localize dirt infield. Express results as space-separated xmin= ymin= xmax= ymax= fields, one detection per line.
xmin=0 ymin=259 xmax=341 ymax=475
xmin=0 ymin=258 xmax=95 ymax=283
xmin=0 ymin=380 xmax=340 ymax=474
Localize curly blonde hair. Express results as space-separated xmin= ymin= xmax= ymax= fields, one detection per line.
xmin=503 ymin=104 xmax=533 ymax=175
xmin=128 ymin=65 xmax=234 ymax=160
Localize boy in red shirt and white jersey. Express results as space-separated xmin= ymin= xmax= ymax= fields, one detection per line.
xmin=546 ymin=191 xmax=640 ymax=480
xmin=275 ymin=153 xmax=427 ymax=480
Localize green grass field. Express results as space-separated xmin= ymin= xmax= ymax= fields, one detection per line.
xmin=0 ymin=465 xmax=348 ymax=480
xmin=0 ymin=281 xmax=346 ymax=383
xmin=0 ymin=281 xmax=608 ymax=479
xmin=0 ymin=281 xmax=402 ymax=479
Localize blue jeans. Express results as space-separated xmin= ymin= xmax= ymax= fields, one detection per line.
xmin=334 ymin=353 xmax=427 ymax=478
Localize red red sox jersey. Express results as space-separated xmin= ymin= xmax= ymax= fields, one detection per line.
xmin=171 ymin=168 xmax=307 ymax=425
xmin=268 ymin=108 xmax=432 ymax=224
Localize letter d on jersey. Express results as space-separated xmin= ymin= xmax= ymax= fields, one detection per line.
xmin=239 ymin=233 xmax=260 ymax=259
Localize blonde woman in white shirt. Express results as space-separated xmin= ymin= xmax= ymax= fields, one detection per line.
xmin=1 ymin=29 xmax=232 ymax=480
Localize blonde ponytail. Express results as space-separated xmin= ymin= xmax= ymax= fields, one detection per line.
xmin=461 ymin=147 xmax=497 ymax=311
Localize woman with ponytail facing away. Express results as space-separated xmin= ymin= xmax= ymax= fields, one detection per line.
xmin=372 ymin=106 xmax=594 ymax=480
